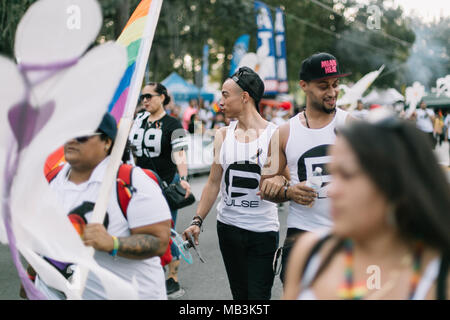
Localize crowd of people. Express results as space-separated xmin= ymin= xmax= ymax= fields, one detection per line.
xmin=24 ymin=52 xmax=449 ymax=301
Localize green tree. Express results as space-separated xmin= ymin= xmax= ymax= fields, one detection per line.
xmin=0 ymin=0 xmax=36 ymax=59
xmin=333 ymin=0 xmax=415 ymax=88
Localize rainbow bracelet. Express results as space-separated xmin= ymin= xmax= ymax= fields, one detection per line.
xmin=110 ymin=236 xmax=119 ymax=257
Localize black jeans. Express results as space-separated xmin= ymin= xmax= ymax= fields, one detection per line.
xmin=217 ymin=221 xmax=279 ymax=300
xmin=280 ymin=228 xmax=307 ymax=284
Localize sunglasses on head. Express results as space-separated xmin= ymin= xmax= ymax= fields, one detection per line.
xmin=74 ymin=132 xmax=103 ymax=143
xmin=139 ymin=93 xmax=161 ymax=101
xmin=232 ymin=68 xmax=258 ymax=102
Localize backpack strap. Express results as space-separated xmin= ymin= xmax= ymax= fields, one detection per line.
xmin=300 ymin=234 xmax=345 ymax=288
xmin=117 ymin=164 xmax=134 ymax=220
xmin=300 ymin=234 xmax=333 ymax=279
xmin=142 ymin=168 xmax=161 ymax=186
xmin=437 ymin=253 xmax=449 ymax=300
xmin=45 ymin=165 xmax=64 ymax=183
xmin=116 ymin=164 xmax=163 ymax=220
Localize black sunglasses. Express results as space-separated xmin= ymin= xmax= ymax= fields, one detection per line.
xmin=75 ymin=132 xmax=102 ymax=143
xmin=139 ymin=93 xmax=161 ymax=101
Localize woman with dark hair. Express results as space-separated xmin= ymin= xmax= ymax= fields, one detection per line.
xmin=283 ymin=110 xmax=450 ymax=300
xmin=129 ymin=82 xmax=191 ymax=296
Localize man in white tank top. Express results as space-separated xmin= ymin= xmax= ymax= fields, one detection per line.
xmin=182 ymin=67 xmax=280 ymax=300
xmin=259 ymin=53 xmax=354 ymax=283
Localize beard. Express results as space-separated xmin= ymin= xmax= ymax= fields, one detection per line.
xmin=310 ymin=99 xmax=336 ymax=114
xmin=322 ymin=105 xmax=336 ymax=114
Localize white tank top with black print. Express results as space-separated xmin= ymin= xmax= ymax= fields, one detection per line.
xmin=216 ymin=120 xmax=279 ymax=232
xmin=286 ymin=108 xmax=348 ymax=231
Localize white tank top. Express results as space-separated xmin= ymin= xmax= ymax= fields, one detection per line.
xmin=286 ymin=108 xmax=348 ymax=231
xmin=216 ymin=121 xmax=280 ymax=232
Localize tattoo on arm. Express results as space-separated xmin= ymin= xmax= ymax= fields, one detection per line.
xmin=118 ymin=234 xmax=161 ymax=259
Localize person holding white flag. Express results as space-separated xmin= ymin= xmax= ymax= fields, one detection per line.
xmin=29 ymin=113 xmax=171 ymax=300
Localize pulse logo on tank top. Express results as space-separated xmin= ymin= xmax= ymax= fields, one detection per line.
xmin=224 ymin=161 xmax=261 ymax=208
xmin=297 ymin=144 xmax=332 ymax=199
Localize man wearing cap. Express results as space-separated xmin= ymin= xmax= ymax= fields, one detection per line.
xmin=32 ymin=112 xmax=171 ymax=299
xmin=259 ymin=52 xmax=354 ymax=283
xmin=182 ymin=67 xmax=280 ymax=300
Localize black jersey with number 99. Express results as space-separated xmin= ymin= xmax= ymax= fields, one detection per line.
xmin=129 ymin=111 xmax=188 ymax=183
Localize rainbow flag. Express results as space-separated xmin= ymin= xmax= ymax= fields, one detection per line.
xmin=43 ymin=0 xmax=162 ymax=176
xmin=108 ymin=0 xmax=162 ymax=122
xmin=212 ymin=101 xmax=221 ymax=114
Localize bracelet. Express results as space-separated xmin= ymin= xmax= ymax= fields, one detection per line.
xmin=193 ymin=215 xmax=203 ymax=224
xmin=110 ymin=236 xmax=119 ymax=257
xmin=191 ymin=220 xmax=202 ymax=228
xmin=284 ymin=186 xmax=289 ymax=200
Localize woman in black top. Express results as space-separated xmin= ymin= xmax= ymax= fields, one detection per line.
xmin=129 ymin=82 xmax=190 ymax=295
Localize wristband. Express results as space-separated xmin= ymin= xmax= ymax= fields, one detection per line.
xmin=193 ymin=215 xmax=203 ymax=224
xmin=110 ymin=236 xmax=119 ymax=257
xmin=191 ymin=216 xmax=203 ymax=231
xmin=191 ymin=220 xmax=202 ymax=228
xmin=284 ymin=186 xmax=289 ymax=200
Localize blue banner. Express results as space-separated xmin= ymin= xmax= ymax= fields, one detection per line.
xmin=202 ymin=44 xmax=209 ymax=88
xmin=254 ymin=1 xmax=278 ymax=95
xmin=275 ymin=7 xmax=288 ymax=93
xmin=229 ymin=34 xmax=250 ymax=76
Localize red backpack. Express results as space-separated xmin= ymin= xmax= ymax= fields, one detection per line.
xmin=45 ymin=163 xmax=173 ymax=267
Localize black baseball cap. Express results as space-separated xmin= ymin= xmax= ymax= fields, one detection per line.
xmin=97 ymin=112 xmax=117 ymax=142
xmin=231 ymin=66 xmax=265 ymax=105
xmin=299 ymin=52 xmax=351 ymax=82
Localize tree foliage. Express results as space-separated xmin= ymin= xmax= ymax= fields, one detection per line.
xmin=2 ymin=0 xmax=448 ymax=94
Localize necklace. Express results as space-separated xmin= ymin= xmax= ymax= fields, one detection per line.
xmin=304 ymin=111 xmax=311 ymax=128
xmin=337 ymin=239 xmax=424 ymax=300
xmin=337 ymin=239 xmax=367 ymax=299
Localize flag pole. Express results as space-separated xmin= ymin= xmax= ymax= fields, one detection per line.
xmin=76 ymin=0 xmax=163 ymax=299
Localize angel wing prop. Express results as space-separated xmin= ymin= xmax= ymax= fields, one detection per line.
xmin=0 ymin=0 xmax=141 ymax=299
xmin=337 ymin=65 xmax=385 ymax=110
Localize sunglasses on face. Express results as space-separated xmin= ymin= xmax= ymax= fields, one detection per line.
xmin=139 ymin=93 xmax=161 ymax=102
xmin=74 ymin=132 xmax=102 ymax=143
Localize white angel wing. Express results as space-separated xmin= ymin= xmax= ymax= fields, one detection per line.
xmin=0 ymin=0 xmax=141 ymax=299
xmin=337 ymin=65 xmax=384 ymax=109
xmin=14 ymin=0 xmax=102 ymax=65
xmin=0 ymin=57 xmax=26 ymax=244
xmin=7 ymin=42 xmax=140 ymax=299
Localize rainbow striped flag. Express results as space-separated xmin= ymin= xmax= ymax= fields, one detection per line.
xmin=212 ymin=101 xmax=221 ymax=114
xmin=44 ymin=0 xmax=162 ymax=175
xmin=108 ymin=0 xmax=162 ymax=122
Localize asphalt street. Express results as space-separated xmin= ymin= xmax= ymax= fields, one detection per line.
xmin=0 ymin=141 xmax=449 ymax=300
